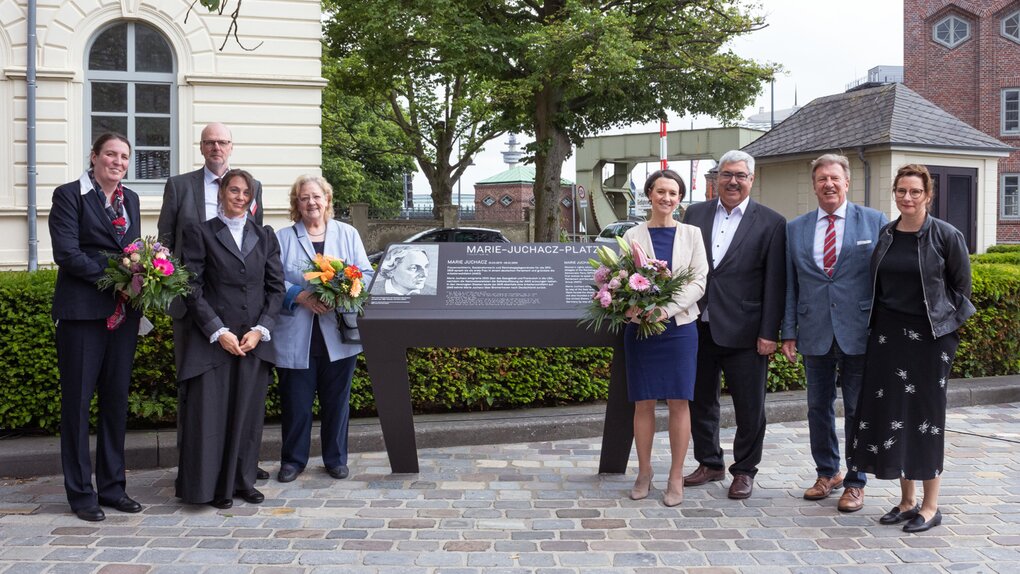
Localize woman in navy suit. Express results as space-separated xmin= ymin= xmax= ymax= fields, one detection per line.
xmin=49 ymin=132 xmax=143 ymax=522
xmin=274 ymin=175 xmax=372 ymax=482
xmin=174 ymin=169 xmax=285 ymax=509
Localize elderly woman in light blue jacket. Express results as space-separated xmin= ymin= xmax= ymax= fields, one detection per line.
xmin=274 ymin=175 xmax=373 ymax=482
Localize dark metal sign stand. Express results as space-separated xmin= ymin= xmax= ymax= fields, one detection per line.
xmin=359 ymin=311 xmax=632 ymax=474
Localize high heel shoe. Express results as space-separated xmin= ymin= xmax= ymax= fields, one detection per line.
xmin=630 ymin=473 xmax=653 ymax=500
xmin=663 ymin=479 xmax=684 ymax=507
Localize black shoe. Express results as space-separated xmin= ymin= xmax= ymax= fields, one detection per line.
xmin=210 ymin=498 xmax=233 ymax=509
xmin=234 ymin=488 xmax=265 ymax=504
xmin=277 ymin=464 xmax=303 ymax=483
xmin=326 ymin=465 xmax=350 ymax=479
xmin=74 ymin=505 xmax=106 ymax=522
xmin=256 ymin=467 xmax=270 ymax=480
xmin=101 ymin=495 xmax=142 ymax=514
xmin=879 ymin=503 xmax=920 ymax=525
xmin=903 ymin=509 xmax=942 ymax=533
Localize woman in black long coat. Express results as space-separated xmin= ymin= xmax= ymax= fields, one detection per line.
xmin=174 ymin=169 xmax=285 ymax=509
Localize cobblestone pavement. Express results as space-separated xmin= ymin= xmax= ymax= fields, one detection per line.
xmin=1 ymin=403 xmax=1019 ymax=573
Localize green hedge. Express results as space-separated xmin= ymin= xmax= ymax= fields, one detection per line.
xmin=971 ymin=252 xmax=1020 ymax=265
xmin=3 ymin=258 xmax=1017 ymax=434
xmin=954 ymin=262 xmax=1020 ymax=377
xmin=985 ymin=244 xmax=1020 ymax=253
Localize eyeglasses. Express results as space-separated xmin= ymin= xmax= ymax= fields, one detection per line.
xmin=201 ymin=139 xmax=232 ymax=147
xmin=893 ymin=188 xmax=924 ymax=199
xmin=719 ymin=171 xmax=750 ymax=182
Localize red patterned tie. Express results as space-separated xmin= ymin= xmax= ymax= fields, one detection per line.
xmin=823 ymin=214 xmax=837 ymax=277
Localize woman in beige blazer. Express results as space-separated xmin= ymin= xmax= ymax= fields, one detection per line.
xmin=621 ymin=170 xmax=708 ymax=506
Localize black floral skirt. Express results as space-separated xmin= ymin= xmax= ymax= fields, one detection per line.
xmin=848 ymin=305 xmax=959 ymax=481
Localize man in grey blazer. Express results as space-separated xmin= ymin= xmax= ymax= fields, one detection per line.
xmin=157 ymin=122 xmax=264 ymax=254
xmin=682 ymin=150 xmax=787 ymax=500
xmin=780 ymin=154 xmax=887 ymax=512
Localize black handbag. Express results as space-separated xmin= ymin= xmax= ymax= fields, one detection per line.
xmin=337 ymin=310 xmax=361 ymax=344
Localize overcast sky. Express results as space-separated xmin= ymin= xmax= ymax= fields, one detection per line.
xmin=415 ymin=0 xmax=905 ymax=205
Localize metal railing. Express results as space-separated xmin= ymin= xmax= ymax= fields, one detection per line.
xmin=366 ymin=206 xmax=483 ymax=220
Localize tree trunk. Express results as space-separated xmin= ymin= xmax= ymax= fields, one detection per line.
xmin=532 ymin=84 xmax=571 ymax=242
xmin=420 ymin=160 xmax=455 ymax=219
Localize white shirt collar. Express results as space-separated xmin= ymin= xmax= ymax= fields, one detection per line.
xmin=817 ymin=201 xmax=848 ymax=222
xmin=204 ymin=166 xmax=229 ymax=185
xmin=716 ymin=194 xmax=750 ymax=216
xmin=78 ymin=171 xmax=94 ymax=195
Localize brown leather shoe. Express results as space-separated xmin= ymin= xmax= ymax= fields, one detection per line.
xmin=837 ymin=486 xmax=864 ymax=512
xmin=728 ymin=474 xmax=754 ymax=499
xmin=803 ymin=473 xmax=844 ymax=500
xmin=683 ymin=465 xmax=726 ymax=487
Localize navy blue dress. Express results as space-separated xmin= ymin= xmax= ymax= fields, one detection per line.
xmin=624 ymin=227 xmax=698 ymax=401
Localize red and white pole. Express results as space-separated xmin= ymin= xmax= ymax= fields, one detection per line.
xmin=659 ymin=118 xmax=668 ymax=170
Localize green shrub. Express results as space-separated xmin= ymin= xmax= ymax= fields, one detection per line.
xmin=971 ymin=252 xmax=1020 ymax=265
xmin=0 ymin=270 xmax=62 ymax=431
xmin=4 ymin=260 xmax=1018 ymax=434
xmin=954 ymin=263 xmax=1020 ymax=378
xmin=985 ymin=244 xmax=1020 ymax=253
xmin=765 ymin=354 xmax=805 ymax=392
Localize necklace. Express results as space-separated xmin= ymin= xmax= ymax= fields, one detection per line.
xmin=307 ymin=229 xmax=326 ymax=238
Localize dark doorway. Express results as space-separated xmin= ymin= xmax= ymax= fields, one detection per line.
xmin=927 ymin=165 xmax=977 ymax=253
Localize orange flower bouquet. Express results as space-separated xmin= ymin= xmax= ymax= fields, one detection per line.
xmin=302 ymin=253 xmax=369 ymax=314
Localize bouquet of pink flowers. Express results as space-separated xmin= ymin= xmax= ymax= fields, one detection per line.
xmin=302 ymin=253 xmax=368 ymax=313
xmin=97 ymin=236 xmax=192 ymax=313
xmin=580 ymin=236 xmax=695 ymax=339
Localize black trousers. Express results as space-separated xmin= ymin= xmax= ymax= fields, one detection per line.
xmin=56 ymin=316 xmax=139 ymax=511
xmin=690 ymin=321 xmax=768 ymax=477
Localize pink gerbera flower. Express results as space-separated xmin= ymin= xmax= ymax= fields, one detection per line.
xmin=628 ymin=273 xmax=651 ymax=291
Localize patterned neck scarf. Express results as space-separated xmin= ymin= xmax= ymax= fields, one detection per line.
xmin=90 ymin=169 xmax=127 ymax=237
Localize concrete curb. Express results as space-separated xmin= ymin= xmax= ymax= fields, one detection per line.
xmin=2 ymin=375 xmax=1018 ymax=479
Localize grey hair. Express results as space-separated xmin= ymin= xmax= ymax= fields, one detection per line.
xmin=379 ymin=246 xmax=429 ymax=279
xmin=810 ymin=153 xmax=850 ymax=179
xmin=718 ymin=150 xmax=755 ymax=174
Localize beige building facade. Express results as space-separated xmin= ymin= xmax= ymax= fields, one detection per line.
xmin=753 ymin=150 xmax=1003 ymax=253
xmin=0 ymin=0 xmax=326 ymax=268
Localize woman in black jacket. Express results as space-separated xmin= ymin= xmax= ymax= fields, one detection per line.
xmin=848 ymin=164 xmax=975 ymax=533
xmin=49 ymin=133 xmax=143 ymax=521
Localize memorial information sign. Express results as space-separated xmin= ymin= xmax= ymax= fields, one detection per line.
xmin=367 ymin=243 xmax=603 ymax=312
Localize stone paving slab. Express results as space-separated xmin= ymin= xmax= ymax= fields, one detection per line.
xmin=1 ymin=402 xmax=1019 ymax=573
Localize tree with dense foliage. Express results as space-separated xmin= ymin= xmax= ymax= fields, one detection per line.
xmin=323 ymin=0 xmax=516 ymax=215
xmin=321 ymin=55 xmax=416 ymax=215
xmin=479 ymin=0 xmax=777 ymax=240
xmin=322 ymin=0 xmax=774 ymax=238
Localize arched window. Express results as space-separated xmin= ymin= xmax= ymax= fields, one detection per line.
xmin=86 ymin=21 xmax=176 ymax=187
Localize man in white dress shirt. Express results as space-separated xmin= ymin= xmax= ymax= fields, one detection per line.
xmin=681 ymin=150 xmax=787 ymax=500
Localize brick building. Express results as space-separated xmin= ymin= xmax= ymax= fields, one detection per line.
xmin=474 ymin=165 xmax=577 ymax=232
xmin=904 ymin=0 xmax=1020 ymax=242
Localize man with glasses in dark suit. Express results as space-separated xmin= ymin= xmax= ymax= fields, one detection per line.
xmin=682 ymin=149 xmax=786 ymax=500
xmin=158 ymin=123 xmax=264 ymax=253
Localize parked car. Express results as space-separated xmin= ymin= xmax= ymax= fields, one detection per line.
xmin=594 ymin=220 xmax=641 ymax=244
xmin=368 ymin=226 xmax=512 ymax=264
